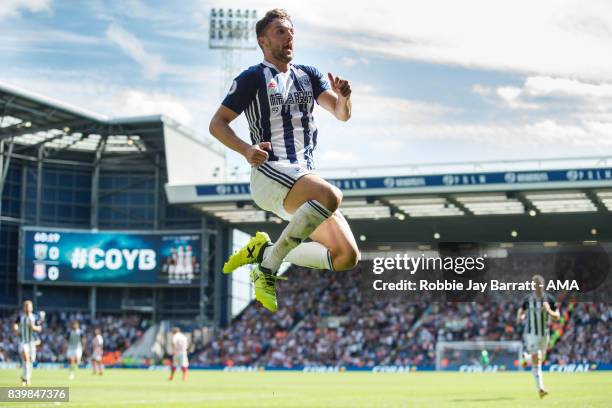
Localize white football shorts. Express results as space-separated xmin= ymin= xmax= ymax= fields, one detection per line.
xmin=524 ymin=334 xmax=548 ymax=356
xmin=173 ymin=352 xmax=189 ymax=368
xmin=250 ymin=161 xmax=312 ymax=221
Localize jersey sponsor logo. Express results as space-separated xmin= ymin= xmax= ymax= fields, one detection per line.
xmin=269 ymin=90 xmax=314 ymax=107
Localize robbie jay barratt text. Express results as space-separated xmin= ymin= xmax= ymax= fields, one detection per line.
xmin=372 ymin=279 xmax=580 ymax=292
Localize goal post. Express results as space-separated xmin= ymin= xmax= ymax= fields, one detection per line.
xmin=436 ymin=340 xmax=524 ymax=371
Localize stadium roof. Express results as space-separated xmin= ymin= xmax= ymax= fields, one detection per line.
xmin=0 ymin=81 xmax=221 ymax=159
xmin=166 ymin=156 xmax=612 ymax=243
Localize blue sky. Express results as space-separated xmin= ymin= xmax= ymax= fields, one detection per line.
xmin=2 ymin=0 xmax=612 ymax=175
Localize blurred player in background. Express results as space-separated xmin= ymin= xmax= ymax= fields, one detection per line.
xmin=517 ymin=274 xmax=560 ymax=399
xmin=12 ymin=300 xmax=42 ymax=386
xmin=91 ymin=327 xmax=104 ymax=375
xmin=168 ymin=327 xmax=189 ymax=381
xmin=67 ymin=320 xmax=84 ymax=380
xmin=210 ymin=9 xmax=359 ymax=312
xmin=480 ymin=349 xmax=489 ymax=369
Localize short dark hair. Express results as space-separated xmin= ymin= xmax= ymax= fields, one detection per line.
xmin=255 ymin=9 xmax=292 ymax=38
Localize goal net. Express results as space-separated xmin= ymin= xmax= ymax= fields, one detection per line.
xmin=435 ymin=340 xmax=523 ymax=371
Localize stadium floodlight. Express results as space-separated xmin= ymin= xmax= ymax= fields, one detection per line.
xmin=209 ymin=8 xmax=258 ymax=50
xmin=209 ymin=8 xmax=259 ymax=108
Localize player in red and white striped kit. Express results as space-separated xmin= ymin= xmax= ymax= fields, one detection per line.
xmin=168 ymin=327 xmax=189 ymax=381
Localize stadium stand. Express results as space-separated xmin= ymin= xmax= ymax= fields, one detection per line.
xmin=194 ymin=265 xmax=611 ymax=368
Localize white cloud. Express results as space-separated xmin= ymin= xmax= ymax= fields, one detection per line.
xmin=109 ymin=90 xmax=193 ymax=125
xmin=106 ymin=23 xmax=166 ymax=79
xmin=341 ymin=57 xmax=369 ymax=68
xmin=311 ymin=82 xmax=458 ymax=166
xmin=475 ymin=75 xmax=612 ymax=111
xmin=341 ymin=57 xmax=358 ymax=68
xmin=236 ymin=0 xmax=612 ymax=82
xmin=310 ymin=115 xmax=612 ymax=169
xmin=389 ymin=120 xmax=612 ymax=146
xmin=471 ymin=84 xmax=492 ymax=97
xmin=496 ymin=87 xmax=521 ymax=102
xmin=524 ymin=76 xmax=612 ymax=99
xmin=0 ymin=71 xmax=205 ymax=128
xmin=495 ymin=86 xmax=540 ymax=110
xmin=0 ymin=28 xmax=102 ymax=46
xmin=314 ymin=77 xmax=612 ymax=166
xmin=340 ymin=82 xmax=455 ymax=123
xmin=0 ymin=0 xmax=51 ymax=20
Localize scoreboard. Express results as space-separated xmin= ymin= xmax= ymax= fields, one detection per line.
xmin=20 ymin=227 xmax=202 ymax=286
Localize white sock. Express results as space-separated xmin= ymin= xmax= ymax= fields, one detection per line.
xmin=26 ymin=361 xmax=32 ymax=382
xmin=532 ymin=364 xmax=544 ymax=390
xmin=261 ymin=200 xmax=332 ymax=273
xmin=283 ymin=241 xmax=334 ymax=270
xmin=21 ymin=362 xmax=27 ymax=380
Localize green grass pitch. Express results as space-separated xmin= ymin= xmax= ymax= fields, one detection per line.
xmin=0 ymin=368 xmax=610 ymax=407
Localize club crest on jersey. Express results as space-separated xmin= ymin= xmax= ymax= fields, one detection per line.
xmin=267 ymin=79 xmax=278 ymax=89
xmin=298 ymin=75 xmax=311 ymax=87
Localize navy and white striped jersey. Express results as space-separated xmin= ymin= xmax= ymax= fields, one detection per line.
xmin=68 ymin=329 xmax=82 ymax=349
xmin=222 ymin=60 xmax=331 ymax=170
xmin=521 ymin=293 xmax=557 ymax=337
xmin=15 ymin=313 xmax=37 ymax=343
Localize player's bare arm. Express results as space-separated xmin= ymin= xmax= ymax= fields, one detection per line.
xmin=209 ymin=106 xmax=271 ymax=166
xmin=543 ymin=302 xmax=560 ymax=321
xmin=318 ymin=73 xmax=352 ymax=121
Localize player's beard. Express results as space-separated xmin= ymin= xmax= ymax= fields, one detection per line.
xmin=272 ymin=45 xmax=293 ymax=64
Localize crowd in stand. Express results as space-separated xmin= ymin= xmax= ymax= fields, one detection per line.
xmin=1 ymin=263 xmax=609 ymax=367
xmin=195 ymin=263 xmax=612 ymax=368
xmin=260 ymin=271 xmax=426 ymax=368
xmin=547 ymin=302 xmax=611 ymax=364
xmin=195 ymin=267 xmax=316 ymax=366
xmin=0 ymin=311 xmax=149 ymax=363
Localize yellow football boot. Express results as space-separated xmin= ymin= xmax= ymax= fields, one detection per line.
xmin=223 ymin=232 xmax=270 ymax=274
xmin=251 ymin=265 xmax=286 ymax=313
